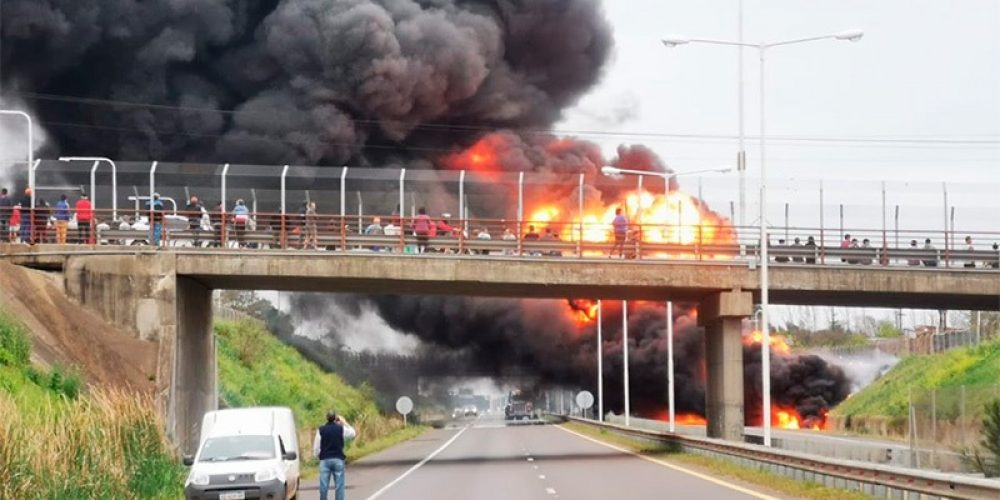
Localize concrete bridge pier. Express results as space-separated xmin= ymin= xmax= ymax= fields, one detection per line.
xmin=63 ymin=254 xmax=216 ymax=453
xmin=172 ymin=277 xmax=216 ymax=454
xmin=699 ymin=290 xmax=752 ymax=442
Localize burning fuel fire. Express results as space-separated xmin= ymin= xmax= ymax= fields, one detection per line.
xmin=527 ymin=189 xmax=735 ymax=252
xmin=747 ymin=330 xmax=793 ymax=355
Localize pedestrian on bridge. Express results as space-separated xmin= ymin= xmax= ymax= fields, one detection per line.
xmin=233 ymin=199 xmax=251 ymax=248
xmin=313 ymin=411 xmax=356 ymax=500
xmin=186 ymin=196 xmax=204 ymax=247
xmin=75 ymin=193 xmax=94 ymax=244
xmin=923 ymin=238 xmax=938 ymax=267
xmin=0 ymin=188 xmax=12 ymax=242
xmin=414 ymin=207 xmax=432 ymax=253
xmin=55 ymin=195 xmax=71 ymax=245
xmin=964 ymin=236 xmax=976 ymax=269
xmin=610 ymin=208 xmax=628 ymax=258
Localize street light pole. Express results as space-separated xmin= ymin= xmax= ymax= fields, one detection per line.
xmin=737 ymin=0 xmax=746 ymax=230
xmin=622 ymin=300 xmax=630 ymax=426
xmin=662 ymin=28 xmax=863 ymax=447
xmin=59 ymin=157 xmax=119 ymax=221
xmin=597 ymin=299 xmax=604 ymax=422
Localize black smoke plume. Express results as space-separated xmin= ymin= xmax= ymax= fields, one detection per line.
xmin=294 ymin=295 xmax=851 ymax=424
xmin=2 ymin=0 xmax=612 ymax=164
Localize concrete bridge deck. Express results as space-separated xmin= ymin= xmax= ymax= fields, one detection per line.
xmin=4 ymin=244 xmax=999 ymax=310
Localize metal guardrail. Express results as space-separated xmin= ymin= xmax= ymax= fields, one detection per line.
xmin=563 ymin=416 xmax=1000 ymax=500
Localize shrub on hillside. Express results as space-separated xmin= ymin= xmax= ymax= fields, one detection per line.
xmin=966 ymin=399 xmax=1000 ymax=477
xmin=0 ymin=311 xmax=30 ymax=367
xmin=0 ymin=388 xmax=184 ymax=499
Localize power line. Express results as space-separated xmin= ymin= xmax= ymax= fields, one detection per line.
xmin=11 ymin=89 xmax=1000 ymax=147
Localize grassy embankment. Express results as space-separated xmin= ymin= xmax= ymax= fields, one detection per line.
xmin=834 ymin=338 xmax=1000 ymax=421
xmin=215 ymin=320 xmax=424 ymax=474
xmin=0 ymin=310 xmax=184 ymax=499
xmin=562 ymin=421 xmax=871 ymax=500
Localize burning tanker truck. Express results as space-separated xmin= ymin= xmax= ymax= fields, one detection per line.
xmin=4 ymin=0 xmax=851 ymax=429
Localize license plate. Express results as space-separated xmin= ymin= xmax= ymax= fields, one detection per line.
xmin=219 ymin=492 xmax=245 ymax=500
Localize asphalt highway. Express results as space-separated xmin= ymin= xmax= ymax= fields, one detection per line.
xmin=299 ymin=418 xmax=775 ymax=500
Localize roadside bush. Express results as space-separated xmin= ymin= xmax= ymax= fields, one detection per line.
xmin=966 ymin=399 xmax=1000 ymax=477
xmin=0 ymin=311 xmax=30 ymax=367
xmin=0 ymin=388 xmax=184 ymax=499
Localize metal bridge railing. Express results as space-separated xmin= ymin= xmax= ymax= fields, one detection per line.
xmin=6 ymin=208 xmax=1000 ymax=270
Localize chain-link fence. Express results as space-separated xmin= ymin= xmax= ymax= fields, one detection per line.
xmin=908 ymin=384 xmax=1000 ymax=471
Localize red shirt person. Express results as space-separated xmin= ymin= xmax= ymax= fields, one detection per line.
xmin=75 ymin=194 xmax=95 ymax=244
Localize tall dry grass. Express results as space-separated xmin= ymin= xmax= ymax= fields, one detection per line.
xmin=0 ymin=388 xmax=183 ymax=499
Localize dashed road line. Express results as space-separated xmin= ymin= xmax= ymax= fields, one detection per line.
xmin=364 ymin=426 xmax=469 ymax=500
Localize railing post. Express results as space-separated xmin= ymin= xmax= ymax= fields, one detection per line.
xmin=339 ymin=167 xmax=348 ymax=251
xmin=578 ymin=173 xmax=584 ymax=258
xmin=280 ymin=165 xmax=289 ymax=250
xmin=148 ymin=161 xmax=158 ymax=246
xmin=221 ymin=211 xmax=228 ymax=248
xmin=819 ymin=180 xmax=825 ymax=265
xmin=517 ymin=172 xmax=524 ymax=256
xmin=943 ymin=182 xmax=949 ymax=267
xmin=881 ymin=181 xmax=889 ymax=265
xmin=399 ymin=169 xmax=406 ymax=253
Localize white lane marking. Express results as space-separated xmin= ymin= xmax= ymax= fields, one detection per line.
xmin=364 ymin=426 xmax=469 ymax=500
xmin=557 ymin=425 xmax=779 ymax=500
xmin=538 ymin=474 xmax=546 ymax=479
xmin=532 ymin=465 xmax=539 ymax=470
xmin=545 ymin=487 xmax=557 ymax=495
xmin=527 ymin=457 xmax=534 ymax=462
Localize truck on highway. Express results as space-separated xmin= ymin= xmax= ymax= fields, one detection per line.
xmin=505 ymin=399 xmax=536 ymax=421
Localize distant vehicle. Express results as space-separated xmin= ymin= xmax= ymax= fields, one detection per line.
xmin=452 ymin=408 xmax=463 ymax=419
xmin=464 ymin=405 xmax=478 ymax=417
xmin=184 ymin=407 xmax=300 ymax=500
xmin=505 ymin=400 xmax=535 ymax=421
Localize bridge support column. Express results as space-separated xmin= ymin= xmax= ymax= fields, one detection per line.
xmin=699 ymin=290 xmax=752 ymax=442
xmin=170 ymin=276 xmax=216 ymax=454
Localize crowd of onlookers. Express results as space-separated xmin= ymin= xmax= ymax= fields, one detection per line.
xmin=3 ymin=188 xmax=999 ymax=269
xmin=0 ymin=187 xmax=94 ymax=244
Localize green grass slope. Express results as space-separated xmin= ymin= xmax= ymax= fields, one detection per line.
xmin=216 ymin=320 xmax=422 ymax=465
xmin=834 ymin=338 xmax=1000 ymax=419
xmin=0 ymin=310 xmax=183 ymax=499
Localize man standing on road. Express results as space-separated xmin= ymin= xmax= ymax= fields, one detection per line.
xmin=313 ymin=411 xmax=356 ymax=500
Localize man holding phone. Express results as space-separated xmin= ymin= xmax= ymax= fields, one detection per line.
xmin=313 ymin=411 xmax=357 ymax=500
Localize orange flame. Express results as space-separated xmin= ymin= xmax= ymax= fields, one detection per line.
xmin=745 ymin=330 xmax=792 ymax=355
xmin=567 ymin=299 xmax=599 ymax=325
xmin=772 ymin=405 xmax=825 ymax=431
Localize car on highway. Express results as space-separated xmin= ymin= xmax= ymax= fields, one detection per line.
xmin=463 ymin=405 xmax=479 ymax=417
xmin=184 ymin=407 xmax=300 ymax=500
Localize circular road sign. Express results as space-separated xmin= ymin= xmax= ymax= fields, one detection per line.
xmin=575 ymin=390 xmax=595 ymax=410
xmin=395 ymin=396 xmax=414 ymax=416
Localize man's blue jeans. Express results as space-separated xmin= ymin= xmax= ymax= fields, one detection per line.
xmin=319 ymin=458 xmax=346 ymax=500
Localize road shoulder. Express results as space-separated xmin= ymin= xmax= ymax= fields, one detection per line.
xmin=297 ymin=426 xmax=464 ymax=500
xmin=559 ymin=422 xmax=872 ymax=500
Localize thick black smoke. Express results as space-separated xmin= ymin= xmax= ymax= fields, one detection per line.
xmin=3 ymin=0 xmax=612 ymax=164
xmin=294 ymin=295 xmax=851 ymax=424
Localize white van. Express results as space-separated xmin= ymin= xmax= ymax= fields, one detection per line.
xmin=184 ymin=407 xmax=301 ymax=500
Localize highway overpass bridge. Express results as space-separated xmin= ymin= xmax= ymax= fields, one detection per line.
xmin=3 ymin=244 xmax=999 ymax=452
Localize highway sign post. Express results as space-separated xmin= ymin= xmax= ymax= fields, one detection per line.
xmin=396 ymin=396 xmax=414 ymax=426
xmin=576 ymin=390 xmax=595 ymax=419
